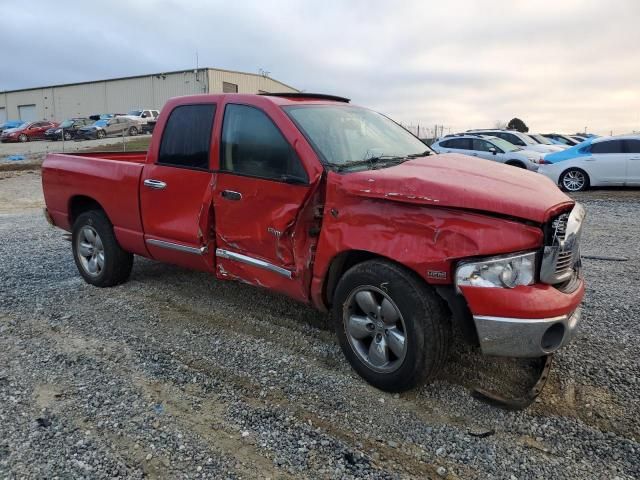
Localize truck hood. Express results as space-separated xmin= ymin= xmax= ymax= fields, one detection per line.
xmin=333 ymin=153 xmax=573 ymax=223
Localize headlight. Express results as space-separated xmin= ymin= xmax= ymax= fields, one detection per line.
xmin=456 ymin=252 xmax=536 ymax=289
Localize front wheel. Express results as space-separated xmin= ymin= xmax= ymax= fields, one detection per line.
xmin=72 ymin=210 xmax=133 ymax=287
xmin=63 ymin=131 xmax=72 ymax=141
xmin=560 ymin=168 xmax=589 ymax=192
xmin=128 ymin=126 xmax=138 ymax=136
xmin=96 ymin=130 xmax=106 ymax=139
xmin=18 ymin=134 xmax=28 ymax=142
xmin=333 ymin=260 xmax=451 ymax=392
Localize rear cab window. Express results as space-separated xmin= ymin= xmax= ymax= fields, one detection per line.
xmin=158 ymin=104 xmax=216 ymax=170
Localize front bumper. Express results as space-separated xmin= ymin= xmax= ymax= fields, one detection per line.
xmin=474 ymin=307 xmax=581 ymax=357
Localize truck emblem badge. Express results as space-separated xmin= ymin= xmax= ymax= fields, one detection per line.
xmin=427 ymin=270 xmax=447 ymax=280
xmin=267 ymin=227 xmax=282 ymax=238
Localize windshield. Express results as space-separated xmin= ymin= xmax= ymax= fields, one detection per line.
xmin=285 ymin=105 xmax=431 ymax=168
xmin=60 ymin=120 xmax=74 ymax=128
xmin=530 ymin=134 xmax=552 ymax=144
xmin=93 ymin=120 xmax=108 ymax=127
xmin=490 ymin=138 xmax=520 ymax=152
xmin=128 ymin=110 xmax=142 ymax=116
xmin=520 ymin=134 xmax=538 ymax=145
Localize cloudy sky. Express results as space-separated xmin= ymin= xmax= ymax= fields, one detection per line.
xmin=1 ymin=0 xmax=639 ymax=135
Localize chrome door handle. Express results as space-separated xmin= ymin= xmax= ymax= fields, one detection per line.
xmin=221 ymin=190 xmax=242 ymax=201
xmin=144 ymin=179 xmax=167 ymax=189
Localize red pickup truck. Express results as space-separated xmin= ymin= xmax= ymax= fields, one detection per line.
xmin=42 ymin=93 xmax=585 ymax=393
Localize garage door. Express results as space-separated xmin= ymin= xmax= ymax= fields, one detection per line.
xmin=0 ymin=107 xmax=6 ymax=123
xmin=18 ymin=104 xmax=36 ymax=122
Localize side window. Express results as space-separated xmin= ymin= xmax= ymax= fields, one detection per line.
xmin=221 ymin=104 xmax=308 ymax=182
xmin=503 ymin=133 xmax=525 ymax=146
xmin=473 ymin=139 xmax=493 ymax=152
xmin=158 ymin=104 xmax=215 ymax=170
xmin=624 ymin=140 xmax=640 ymax=153
xmin=591 ymin=140 xmax=624 ymax=154
xmin=449 ymin=138 xmax=471 ymax=150
xmin=439 ymin=140 xmax=452 ymax=148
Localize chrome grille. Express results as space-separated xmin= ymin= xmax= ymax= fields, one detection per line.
xmin=540 ymin=204 xmax=585 ymax=285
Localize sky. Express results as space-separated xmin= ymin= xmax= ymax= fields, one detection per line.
xmin=1 ymin=0 xmax=639 ymax=135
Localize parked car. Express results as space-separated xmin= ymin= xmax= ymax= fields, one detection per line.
xmin=539 ymin=134 xmax=640 ymax=191
xmin=430 ymin=134 xmax=546 ymax=170
xmin=78 ymin=117 xmax=142 ymax=139
xmin=529 ymin=133 xmax=567 ymax=148
xmin=542 ymin=133 xmax=580 ymax=146
xmin=1 ymin=120 xmax=58 ymax=142
xmin=41 ymin=93 xmax=585 ymax=395
xmin=123 ymin=109 xmax=159 ymax=125
xmin=467 ymin=129 xmax=564 ymax=153
xmin=45 ymin=118 xmax=93 ymax=141
xmin=0 ymin=120 xmax=25 ymax=134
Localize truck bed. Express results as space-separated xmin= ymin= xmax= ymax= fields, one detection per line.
xmin=42 ymin=151 xmax=148 ymax=256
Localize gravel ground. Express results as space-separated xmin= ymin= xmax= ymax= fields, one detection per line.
xmin=0 ymin=171 xmax=638 ymax=479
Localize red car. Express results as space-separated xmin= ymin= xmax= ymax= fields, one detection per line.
xmin=1 ymin=120 xmax=58 ymax=142
xmin=41 ymin=93 xmax=584 ymax=396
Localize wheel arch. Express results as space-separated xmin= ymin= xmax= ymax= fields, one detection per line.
xmin=505 ymin=159 xmax=527 ymax=168
xmin=68 ymin=195 xmax=108 ymax=226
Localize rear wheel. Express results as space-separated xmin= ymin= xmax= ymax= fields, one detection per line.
xmin=333 ymin=260 xmax=451 ymax=392
xmin=560 ymin=168 xmax=589 ymax=192
xmin=72 ymin=210 xmax=133 ymax=287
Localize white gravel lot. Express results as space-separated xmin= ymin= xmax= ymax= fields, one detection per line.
xmin=0 ymin=171 xmax=638 ymax=479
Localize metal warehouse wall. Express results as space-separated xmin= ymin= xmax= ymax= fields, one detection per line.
xmin=207 ymin=70 xmax=298 ymax=94
xmin=0 ymin=68 xmax=296 ymax=121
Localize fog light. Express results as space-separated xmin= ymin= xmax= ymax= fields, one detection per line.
xmin=541 ymin=323 xmax=565 ymax=352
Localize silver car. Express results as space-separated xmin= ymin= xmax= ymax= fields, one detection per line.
xmin=430 ymin=135 xmax=546 ymax=171
xmin=467 ymin=129 xmax=564 ymax=154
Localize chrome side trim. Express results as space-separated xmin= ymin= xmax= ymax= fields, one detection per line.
xmin=215 ymin=248 xmax=293 ymax=279
xmin=473 ymin=308 xmax=581 ymax=357
xmin=146 ymin=238 xmax=207 ymax=255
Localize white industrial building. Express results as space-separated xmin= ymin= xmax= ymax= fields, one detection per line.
xmin=0 ymin=68 xmax=298 ymax=123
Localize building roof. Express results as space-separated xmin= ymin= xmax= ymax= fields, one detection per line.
xmin=0 ymin=67 xmax=298 ymax=94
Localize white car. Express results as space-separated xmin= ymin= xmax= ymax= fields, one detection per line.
xmin=123 ymin=109 xmax=159 ymax=125
xmin=430 ymin=135 xmax=545 ymax=171
xmin=539 ymin=134 xmax=640 ymax=191
xmin=467 ymin=129 xmax=565 ymax=154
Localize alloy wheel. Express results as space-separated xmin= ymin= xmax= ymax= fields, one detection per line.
xmin=344 ymin=285 xmax=407 ymax=373
xmin=562 ymin=170 xmax=586 ymax=191
xmin=76 ymin=226 xmax=105 ymax=277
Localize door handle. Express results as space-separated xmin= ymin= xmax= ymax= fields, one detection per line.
xmin=221 ymin=190 xmax=242 ymax=201
xmin=143 ymin=179 xmax=167 ymax=190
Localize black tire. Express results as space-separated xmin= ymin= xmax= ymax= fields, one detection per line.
xmin=128 ymin=126 xmax=138 ymax=136
xmin=18 ymin=133 xmax=28 ymax=142
xmin=559 ymin=168 xmax=590 ymax=192
xmin=506 ymin=160 xmax=526 ymax=169
xmin=96 ymin=130 xmax=106 ymax=139
xmin=332 ymin=260 xmax=451 ymax=392
xmin=72 ymin=210 xmax=133 ymax=287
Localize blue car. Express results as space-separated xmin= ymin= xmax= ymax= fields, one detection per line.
xmin=539 ymin=135 xmax=640 ymax=191
xmin=0 ymin=120 xmax=25 ymax=134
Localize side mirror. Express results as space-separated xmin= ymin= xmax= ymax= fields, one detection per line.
xmin=489 ymin=147 xmax=497 ymax=155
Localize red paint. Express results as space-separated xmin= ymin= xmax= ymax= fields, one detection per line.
xmin=42 ymin=93 xmax=582 ymax=337
xmin=460 ymin=281 xmax=584 ymax=319
xmin=1 ymin=121 xmax=58 ymax=142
